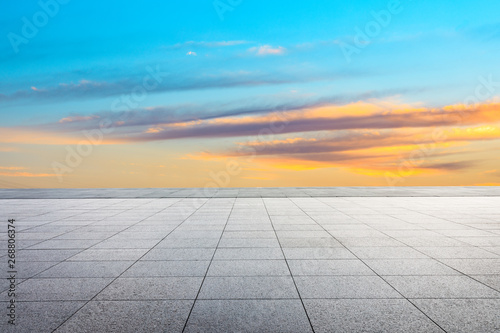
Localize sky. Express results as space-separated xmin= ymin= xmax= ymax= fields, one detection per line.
xmin=1 ymin=0 xmax=500 ymax=188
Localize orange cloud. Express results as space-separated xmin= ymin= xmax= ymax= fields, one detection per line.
xmin=0 ymin=127 xmax=121 ymax=145
xmin=0 ymin=172 xmax=57 ymax=177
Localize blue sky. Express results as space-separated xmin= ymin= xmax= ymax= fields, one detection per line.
xmin=1 ymin=0 xmax=500 ymax=188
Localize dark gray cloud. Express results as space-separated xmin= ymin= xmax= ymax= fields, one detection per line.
xmin=421 ymin=161 xmax=476 ymax=171
xmin=40 ymin=89 xmax=410 ymax=132
xmin=117 ymin=106 xmax=478 ymax=142
xmin=231 ymin=132 xmax=412 ymax=156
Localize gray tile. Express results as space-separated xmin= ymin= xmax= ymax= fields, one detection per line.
xmin=365 ymin=259 xmax=460 ymax=276
xmin=326 ymin=229 xmax=388 ymax=238
xmin=11 ymin=261 xmax=59 ymax=278
xmin=396 ymin=236 xmax=468 ymax=247
xmin=2 ymin=193 xmax=500 ymax=332
xmin=0 ymin=301 xmax=85 ymax=333
xmin=483 ymin=246 xmax=500 ymax=255
xmin=38 ymin=261 xmax=134 ymax=278
xmin=385 ymin=275 xmax=500 ymax=298
xmin=279 ymin=237 xmax=342 ymax=248
xmin=338 ymin=237 xmax=405 ymax=247
xmin=185 ymin=300 xmax=312 ymax=333
xmin=156 ymin=238 xmax=219 ymax=248
xmin=295 ymin=276 xmax=402 ymax=298
xmin=222 ymin=231 xmax=276 ymax=239
xmin=199 ymin=276 xmax=298 ymax=299
xmin=471 ymin=275 xmax=500 ymax=291
xmin=68 ymin=249 xmax=149 ymax=261
xmin=29 ymin=239 xmax=101 ymax=249
xmin=283 ymin=247 xmax=356 ymax=259
xmin=273 ymin=224 xmax=323 ymax=231
xmin=110 ymin=231 xmax=170 ymax=240
xmin=169 ymin=231 xmax=222 ymax=239
xmin=53 ymin=232 xmax=116 ymax=240
xmin=225 ymin=224 xmax=274 ymax=231
xmin=415 ymin=246 xmax=499 ymax=259
xmin=412 ymin=299 xmax=500 ymax=333
xmin=54 ymin=300 xmax=193 ymax=333
xmin=92 ymin=239 xmax=160 ymax=249
xmin=213 ymin=248 xmax=284 ymax=260
xmin=218 ymin=238 xmax=280 ymax=248
xmin=142 ymin=248 xmax=216 ymax=261
xmin=276 ymin=230 xmax=331 ymax=238
xmin=14 ymin=232 xmax=64 ymax=240
xmin=122 ymin=260 xmax=210 ymax=277
xmin=455 ymin=236 xmax=500 ymax=247
xmin=349 ymin=247 xmax=429 ymax=259
xmin=207 ymin=260 xmax=289 ymax=276
xmin=17 ymin=249 xmax=82 ymax=262
xmin=13 ymin=278 xmax=113 ymax=301
xmin=288 ymin=259 xmax=374 ymax=276
xmin=96 ymin=277 xmax=203 ymax=300
xmin=304 ymin=299 xmax=443 ymax=333
xmin=439 ymin=258 xmax=500 ymax=275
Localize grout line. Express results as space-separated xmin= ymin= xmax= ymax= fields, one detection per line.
xmin=336 ymin=198 xmax=500 ymax=297
xmin=262 ymin=198 xmax=317 ymax=333
xmin=288 ymin=197 xmax=449 ymax=333
xmin=181 ymin=198 xmax=236 ymax=333
xmin=49 ymin=197 xmax=203 ymax=332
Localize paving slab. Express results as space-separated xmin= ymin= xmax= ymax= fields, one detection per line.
xmin=411 ymin=299 xmax=500 ymax=333
xmin=0 ymin=190 xmax=499 ymax=332
xmin=54 ymin=300 xmax=193 ymax=333
xmin=184 ymin=300 xmax=313 ymax=333
xmin=304 ymin=299 xmax=445 ymax=333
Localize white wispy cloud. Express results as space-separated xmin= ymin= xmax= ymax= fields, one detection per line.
xmin=248 ymin=45 xmax=287 ymax=56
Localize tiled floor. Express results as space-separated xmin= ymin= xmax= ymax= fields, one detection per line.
xmin=1 ymin=194 xmax=499 ymax=332
xmin=2 ymin=186 xmax=500 ymax=199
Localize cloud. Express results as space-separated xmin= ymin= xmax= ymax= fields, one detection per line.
xmin=113 ymin=102 xmax=500 ymax=142
xmin=3 ymin=98 xmax=500 ymax=183
xmin=248 ymin=45 xmax=287 ymax=56
xmin=0 ymin=70 xmax=342 ymax=104
xmin=0 ymin=166 xmax=26 ymax=170
xmin=12 ymin=99 xmax=498 ymax=147
xmin=38 ymin=89 xmax=403 ymax=133
xmin=0 ymin=79 xmax=114 ymax=103
xmin=59 ymin=115 xmax=100 ymax=123
xmin=186 ymin=51 xmax=197 ymax=56
xmin=0 ymin=170 xmax=57 ymax=177
xmin=420 ymin=161 xmax=476 ymax=171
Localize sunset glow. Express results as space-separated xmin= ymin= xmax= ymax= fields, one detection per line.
xmin=1 ymin=1 xmax=500 ymax=188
